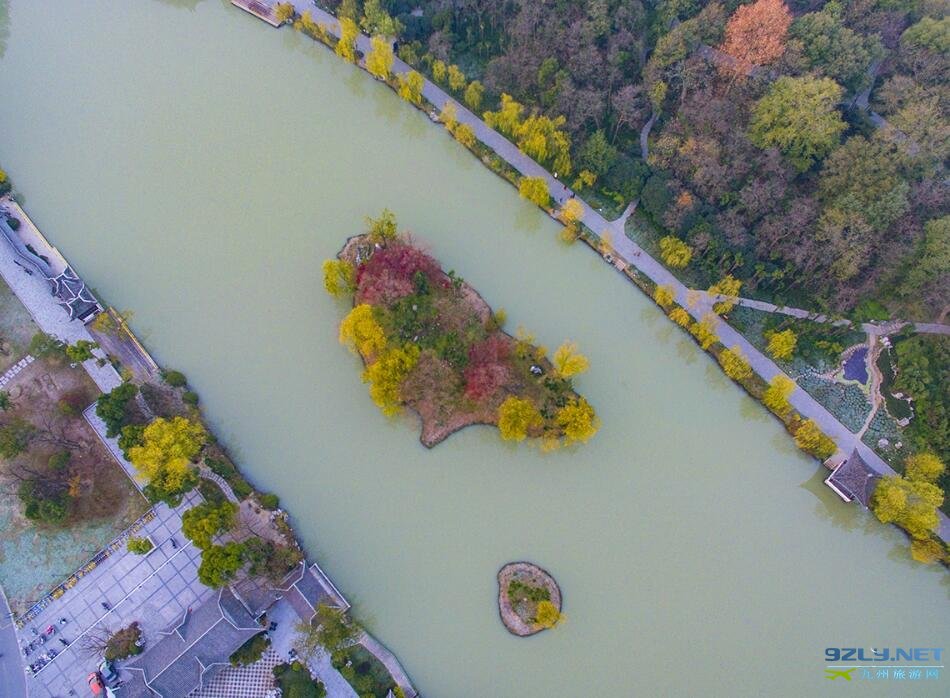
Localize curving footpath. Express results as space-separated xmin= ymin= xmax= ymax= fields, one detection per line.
xmin=273 ymin=2 xmax=950 ymax=543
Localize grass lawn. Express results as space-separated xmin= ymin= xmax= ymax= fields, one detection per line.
xmin=0 ymin=276 xmax=38 ymax=373
xmin=335 ymin=644 xmax=397 ymax=698
xmin=0 ymin=356 xmax=147 ymax=613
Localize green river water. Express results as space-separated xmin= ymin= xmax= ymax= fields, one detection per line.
xmin=0 ymin=1 xmax=946 ymax=695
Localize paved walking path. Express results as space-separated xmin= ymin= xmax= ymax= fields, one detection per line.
xmin=729 ymin=295 xmax=950 ymax=335
xmin=279 ymin=3 xmax=950 ymax=542
xmin=0 ymin=586 xmax=28 ymax=698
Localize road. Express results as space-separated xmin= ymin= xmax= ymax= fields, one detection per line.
xmin=0 ymin=586 xmax=27 ymax=698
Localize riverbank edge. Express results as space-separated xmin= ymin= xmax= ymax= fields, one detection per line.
xmin=496 ymin=562 xmax=562 ymax=637
xmin=265 ymin=5 xmax=949 ymax=554
xmin=336 ymin=233 xmax=587 ymax=449
xmin=0 ymin=192 xmax=421 ymax=696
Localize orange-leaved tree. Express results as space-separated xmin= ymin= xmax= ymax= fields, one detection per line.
xmin=719 ymin=0 xmax=792 ymax=75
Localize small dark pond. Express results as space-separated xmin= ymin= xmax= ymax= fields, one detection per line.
xmin=843 ymin=347 xmax=868 ymax=383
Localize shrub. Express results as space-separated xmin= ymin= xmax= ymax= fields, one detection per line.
xmin=162 ymin=370 xmax=187 ymax=388
xmin=274 ymin=662 xmax=327 ymax=698
xmin=48 ymin=451 xmax=71 ymax=471
xmin=245 ymin=538 xmax=303 ymax=582
xmin=230 ymin=632 xmax=270 ymax=667
xmin=205 ymin=457 xmax=254 ymax=500
xmin=258 ymin=492 xmax=280 ymax=510
xmin=65 ymin=340 xmax=98 ymax=363
xmin=182 ymin=390 xmax=199 ymax=406
xmin=96 ymin=383 xmax=139 ymax=437
xmin=56 ymin=388 xmax=88 ymax=417
xmin=126 ymin=537 xmax=153 ymax=555
xmin=18 ymin=481 xmax=69 ymax=524
xmin=198 ymin=477 xmax=228 ymax=506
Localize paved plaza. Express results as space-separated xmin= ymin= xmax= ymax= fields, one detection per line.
xmin=21 ymin=494 xmax=213 ymax=698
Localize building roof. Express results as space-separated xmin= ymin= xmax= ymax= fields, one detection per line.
xmin=825 ymin=450 xmax=879 ymax=508
xmin=124 ymin=588 xmax=262 ymax=697
xmin=0 ymin=211 xmax=101 ymax=322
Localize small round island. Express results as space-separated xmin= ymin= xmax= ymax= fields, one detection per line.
xmin=497 ymin=562 xmax=562 ymax=637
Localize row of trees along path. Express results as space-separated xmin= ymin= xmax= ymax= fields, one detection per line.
xmin=278 ymin=1 xmax=950 ymax=543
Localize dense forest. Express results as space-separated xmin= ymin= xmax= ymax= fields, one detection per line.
xmin=324 ymin=0 xmax=947 ymax=322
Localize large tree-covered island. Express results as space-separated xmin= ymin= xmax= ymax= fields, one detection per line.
xmin=325 ymin=211 xmax=600 ymax=448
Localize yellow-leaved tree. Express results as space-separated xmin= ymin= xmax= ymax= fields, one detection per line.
xmin=552 ymin=342 xmax=590 ymax=379
xmin=366 ymin=36 xmax=394 ymax=79
xmin=440 ymin=101 xmax=458 ymax=131
xmin=275 ymin=2 xmax=295 ymax=23
xmin=339 ymin=305 xmax=387 ymax=358
xmin=335 ymin=18 xmax=359 ymax=63
xmin=653 ymin=285 xmax=675 ymax=308
xmin=559 ymin=198 xmax=584 ymax=226
xmin=766 ymin=328 xmax=797 ymax=360
xmin=362 ymin=345 xmax=419 ymax=415
xmin=518 ymin=176 xmax=550 ymax=208
xmin=709 ymin=275 xmax=742 ymax=314
xmin=904 ymin=453 xmax=945 ymax=483
xmin=432 ymin=59 xmax=447 ymax=83
xmin=793 ymin=419 xmax=836 ymax=459
xmin=453 ymin=123 xmax=476 ymax=148
xmin=447 ymin=64 xmax=466 ymax=92
xmin=128 ymin=417 xmax=206 ymax=494
xmin=659 ymin=236 xmax=692 ymax=268
xmin=910 ymin=538 xmax=947 ymax=564
xmin=397 ymin=71 xmax=424 ymax=105
xmin=871 ymin=475 xmax=943 ymax=540
xmin=322 ymin=259 xmax=355 ymax=297
xmin=497 ymin=396 xmax=542 ymax=442
xmin=556 ymin=397 xmax=599 ymax=443
xmin=365 ymin=208 xmax=398 ymax=243
xmin=689 ymin=313 xmax=719 ymax=350
xmin=718 ymin=345 xmax=753 ymax=381
xmin=464 ymin=80 xmax=484 ymax=111
xmin=762 ymin=374 xmax=796 ymax=416
xmin=535 ymin=600 xmax=561 ymax=629
xmin=668 ymin=307 xmax=691 ymax=327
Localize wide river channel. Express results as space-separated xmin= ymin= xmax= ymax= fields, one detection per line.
xmin=0 ymin=1 xmax=946 ymax=695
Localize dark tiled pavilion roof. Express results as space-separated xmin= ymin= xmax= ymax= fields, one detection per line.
xmin=826 ymin=450 xmax=879 ymax=508
xmin=124 ymin=588 xmax=262 ymax=697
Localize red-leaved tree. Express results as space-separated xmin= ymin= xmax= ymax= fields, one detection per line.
xmin=356 ymin=243 xmax=442 ymax=305
xmin=463 ymin=336 xmax=512 ymax=401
